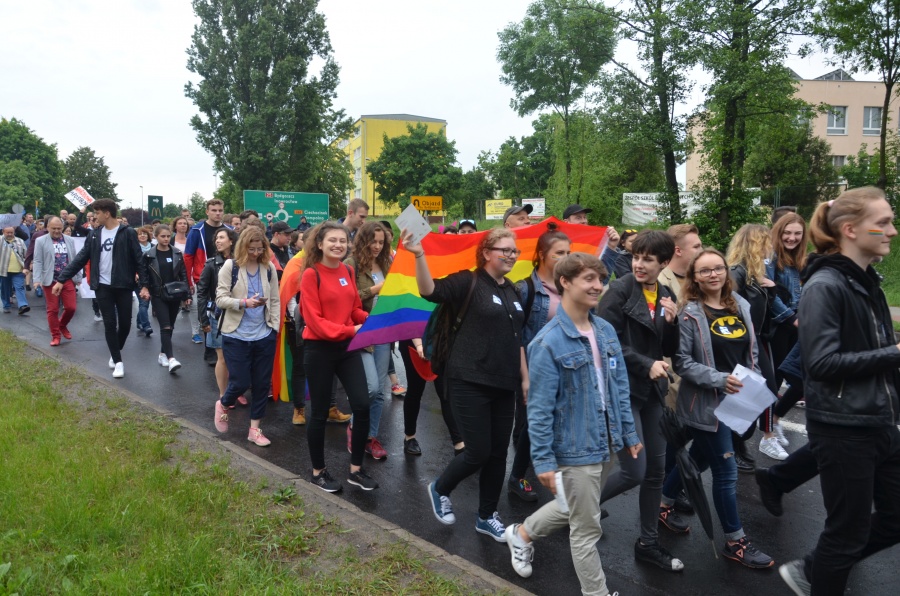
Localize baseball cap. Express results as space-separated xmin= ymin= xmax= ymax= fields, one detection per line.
xmin=563 ymin=204 xmax=593 ymax=220
xmin=271 ymin=221 xmax=292 ymax=234
xmin=503 ymin=204 xmax=533 ymax=224
xmin=458 ymin=219 xmax=477 ymax=231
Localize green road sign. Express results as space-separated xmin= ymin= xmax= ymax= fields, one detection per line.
xmin=243 ymin=190 xmax=329 ymax=228
xmin=147 ymin=195 xmax=163 ymax=219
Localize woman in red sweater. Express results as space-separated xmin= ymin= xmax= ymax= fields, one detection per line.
xmin=301 ymin=222 xmax=376 ymax=493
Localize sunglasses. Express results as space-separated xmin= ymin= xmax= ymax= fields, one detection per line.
xmin=460 ymin=219 xmax=475 ymax=225
xmin=624 ymin=229 xmax=638 ymax=234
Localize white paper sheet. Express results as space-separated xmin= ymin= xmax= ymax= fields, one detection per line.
xmin=395 ymin=203 xmax=432 ymax=247
xmin=554 ymin=471 xmax=569 ymax=514
xmin=713 ymin=364 xmax=777 ymax=434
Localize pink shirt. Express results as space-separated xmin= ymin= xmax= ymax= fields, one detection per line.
xmin=578 ymin=327 xmax=606 ymax=410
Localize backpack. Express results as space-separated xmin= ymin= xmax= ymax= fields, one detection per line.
xmin=215 ymin=259 xmax=273 ymax=337
xmin=518 ymin=275 xmax=537 ymax=327
xmin=422 ymin=270 xmax=478 ymax=371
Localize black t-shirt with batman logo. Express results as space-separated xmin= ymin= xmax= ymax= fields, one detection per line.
xmin=706 ymin=306 xmax=750 ymax=374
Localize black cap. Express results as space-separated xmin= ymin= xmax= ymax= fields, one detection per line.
xmin=503 ymin=204 xmax=533 ymax=224
xmin=563 ymin=204 xmax=592 ymax=220
xmin=270 ymin=221 xmax=292 ymax=234
xmin=458 ymin=219 xmax=477 ymax=231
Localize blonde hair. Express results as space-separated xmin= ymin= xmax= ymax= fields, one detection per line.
xmin=726 ymin=224 xmax=771 ymax=282
xmin=771 ymin=212 xmax=808 ymax=271
xmin=810 ymin=186 xmax=887 ymax=255
xmin=233 ymin=226 xmax=272 ymax=266
xmin=476 ymin=228 xmax=517 ymax=269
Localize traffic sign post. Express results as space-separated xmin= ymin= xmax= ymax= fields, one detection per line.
xmin=242 ymin=190 xmax=329 ymax=228
xmin=147 ymin=195 xmax=163 ymax=219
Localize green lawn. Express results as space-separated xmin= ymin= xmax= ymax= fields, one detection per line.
xmin=877 ymin=244 xmax=900 ymax=306
xmin=0 ymin=331 xmax=483 ymax=595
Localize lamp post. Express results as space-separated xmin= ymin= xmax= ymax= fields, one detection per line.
xmin=140 ymin=186 xmax=144 ymax=226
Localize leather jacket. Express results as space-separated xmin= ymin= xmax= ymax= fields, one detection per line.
xmin=730 ymin=264 xmax=775 ymax=339
xmin=144 ymin=246 xmax=187 ymax=299
xmin=197 ymin=254 xmax=226 ymax=327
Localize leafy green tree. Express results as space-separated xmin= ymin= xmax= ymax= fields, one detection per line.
xmin=185 ymin=0 xmax=353 ymax=206
xmin=214 ymin=175 xmax=244 ymax=215
xmin=162 ymin=203 xmax=184 ymax=219
xmin=63 ymin=146 xmax=119 ymax=202
xmin=450 ymin=168 xmax=496 ymax=220
xmin=120 ymin=208 xmax=149 ymax=228
xmin=187 ymin=192 xmax=207 ymax=220
xmin=814 ymin=0 xmax=900 ymax=190
xmin=365 ymin=124 xmax=462 ymax=210
xmin=840 ymin=134 xmax=900 ymax=206
xmin=497 ymin=0 xmax=616 ymax=195
xmin=479 ymin=115 xmax=554 ymax=200
xmin=0 ymin=118 xmax=65 ymax=216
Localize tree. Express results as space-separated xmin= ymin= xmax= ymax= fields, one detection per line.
xmin=479 ymin=114 xmax=554 ymax=200
xmin=450 ymin=168 xmax=496 ymax=220
xmin=0 ymin=118 xmax=65 ymax=215
xmin=814 ymin=0 xmax=900 ymax=190
xmin=120 ymin=208 xmax=149 ymax=228
xmin=840 ymin=134 xmax=900 ymax=206
xmin=187 ymin=192 xmax=207 ymax=220
xmin=63 ymin=146 xmax=119 ymax=201
xmin=365 ymin=124 xmax=463 ymax=210
xmin=162 ymin=203 xmax=185 ymax=219
xmin=497 ymin=0 xmax=616 ymax=195
xmin=185 ymin=0 xmax=353 ymax=205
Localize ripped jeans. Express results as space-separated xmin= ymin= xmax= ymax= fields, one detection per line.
xmin=661 ymin=422 xmax=744 ymax=541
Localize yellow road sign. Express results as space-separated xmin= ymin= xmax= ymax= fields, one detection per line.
xmin=411 ymin=196 xmax=442 ymax=211
xmin=485 ymin=199 xmax=512 ymax=220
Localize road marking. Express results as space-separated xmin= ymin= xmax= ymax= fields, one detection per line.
xmin=780 ymin=419 xmax=807 ymax=437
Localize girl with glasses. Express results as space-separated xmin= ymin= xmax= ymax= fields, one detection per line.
xmin=660 ymin=248 xmax=775 ymax=569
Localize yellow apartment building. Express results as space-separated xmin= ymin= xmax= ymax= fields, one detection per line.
xmin=335 ymin=114 xmax=448 ymax=216
xmin=686 ymin=69 xmax=900 ymax=189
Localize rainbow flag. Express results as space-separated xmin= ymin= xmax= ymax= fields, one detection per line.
xmin=272 ymin=252 xmax=304 ymax=402
xmin=347 ymin=217 xmax=609 ymax=351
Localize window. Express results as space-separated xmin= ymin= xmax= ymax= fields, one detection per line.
xmin=353 ymin=127 xmax=361 ymax=138
xmin=832 ymin=155 xmax=845 ymax=169
xmin=354 ymin=168 xmax=361 ymax=181
xmin=863 ymin=107 xmax=882 ymax=135
xmin=354 ymin=189 xmax=361 ymax=199
xmin=353 ymin=147 xmax=361 ymax=160
xmin=337 ymin=139 xmax=349 ymax=150
xmin=827 ymin=107 xmax=847 ymax=135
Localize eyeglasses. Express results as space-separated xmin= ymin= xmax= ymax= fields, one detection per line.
xmin=247 ymin=247 xmax=266 ymax=254
xmin=696 ymin=265 xmax=727 ymax=278
xmin=490 ymin=247 xmax=521 ymax=258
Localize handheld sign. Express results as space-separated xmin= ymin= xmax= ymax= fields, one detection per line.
xmin=64 ymin=187 xmax=95 ymax=211
xmin=396 ymin=203 xmax=432 ymax=246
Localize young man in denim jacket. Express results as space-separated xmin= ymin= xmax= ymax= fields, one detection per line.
xmin=505 ymin=253 xmax=641 ymax=596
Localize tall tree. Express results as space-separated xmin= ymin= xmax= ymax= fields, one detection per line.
xmin=839 ymin=134 xmax=900 ymax=201
xmin=452 ymin=167 xmax=497 ymax=220
xmin=63 ymin=146 xmax=119 ymax=201
xmin=187 ymin=192 xmax=208 ymax=220
xmin=497 ymin=0 xmax=616 ymax=195
xmin=479 ymin=115 xmax=554 ymax=200
xmin=185 ymin=0 xmax=353 ymax=205
xmin=365 ymin=124 xmax=463 ymax=210
xmin=0 ymin=118 xmax=65 ymax=216
xmin=814 ymin=0 xmax=900 ymax=190
xmin=162 ymin=203 xmax=184 ymax=219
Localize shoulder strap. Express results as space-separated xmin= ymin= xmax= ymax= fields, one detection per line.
xmin=229 ymin=259 xmax=239 ymax=290
xmin=524 ymin=275 xmax=536 ymax=325
xmin=452 ymin=270 xmax=478 ymax=333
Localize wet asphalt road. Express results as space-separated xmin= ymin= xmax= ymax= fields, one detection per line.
xmin=4 ymin=293 xmax=898 ymax=595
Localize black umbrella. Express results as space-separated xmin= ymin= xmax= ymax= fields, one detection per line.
xmin=659 ymin=405 xmax=718 ymax=558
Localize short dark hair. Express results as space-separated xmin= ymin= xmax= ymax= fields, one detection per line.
xmin=554 ymin=252 xmax=607 ymax=295
xmin=630 ymin=229 xmax=675 ymax=263
xmin=92 ymin=198 xmax=118 ymax=217
xmin=239 ymin=209 xmax=259 ymax=221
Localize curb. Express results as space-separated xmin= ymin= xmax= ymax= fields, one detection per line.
xmin=23 ymin=341 xmax=530 ymax=595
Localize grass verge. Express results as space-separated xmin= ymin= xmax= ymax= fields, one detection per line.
xmin=0 ymin=330 xmax=483 ymax=595
xmin=876 ymin=244 xmax=900 ymax=307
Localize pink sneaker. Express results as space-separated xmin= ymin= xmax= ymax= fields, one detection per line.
xmin=347 ymin=424 xmax=353 ymax=453
xmin=248 ymin=427 xmax=271 ymax=447
xmin=214 ymin=400 xmax=228 ymax=433
xmin=237 ymin=395 xmax=249 ymax=406
xmin=366 ymin=437 xmax=388 ymax=460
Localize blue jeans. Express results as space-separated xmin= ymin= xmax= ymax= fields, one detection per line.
xmin=220 ymin=331 xmax=277 ymax=421
xmin=662 ymin=422 xmax=743 ymax=540
xmin=358 ymin=343 xmax=390 ymax=438
xmin=1 ymin=273 xmax=27 ymax=309
xmin=136 ymin=296 xmax=150 ymax=330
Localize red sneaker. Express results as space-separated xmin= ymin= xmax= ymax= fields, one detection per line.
xmin=214 ymin=400 xmax=229 ymax=433
xmin=60 ymin=327 xmax=72 ymax=340
xmin=366 ymin=437 xmax=388 ymax=460
xmin=50 ymin=337 xmax=60 ymax=347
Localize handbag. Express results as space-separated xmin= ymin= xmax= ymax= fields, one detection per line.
xmin=162 ymin=281 xmax=190 ymax=301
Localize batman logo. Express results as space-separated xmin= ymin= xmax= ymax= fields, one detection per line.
xmin=710 ymin=316 xmax=747 ymax=339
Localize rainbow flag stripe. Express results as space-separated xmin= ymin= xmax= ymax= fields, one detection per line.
xmin=348 ymin=217 xmax=608 ymax=350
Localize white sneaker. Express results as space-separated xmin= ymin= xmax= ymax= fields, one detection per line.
xmin=158 ymin=354 xmax=168 ymax=366
xmin=108 ymin=357 xmax=115 ymax=369
xmin=168 ymin=358 xmax=182 ymax=373
xmin=759 ymin=436 xmax=788 ymax=461
xmin=773 ymin=423 xmax=789 ymax=447
xmin=112 ymin=362 xmax=125 ymax=378
xmin=504 ymin=524 xmax=534 ymax=578
xmin=94 ymin=314 xmax=103 ymax=322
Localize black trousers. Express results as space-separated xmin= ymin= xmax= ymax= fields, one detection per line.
xmin=803 ymin=426 xmax=900 ymax=595
xmin=151 ymin=296 xmax=181 ymax=359
xmin=400 ymin=340 xmax=462 ymax=445
xmin=95 ymin=285 xmax=134 ymax=363
xmin=768 ymin=442 xmax=818 ymax=494
xmin=304 ymin=340 xmax=370 ymax=470
xmin=434 ymin=379 xmax=515 ymax=519
xmin=770 ymin=322 xmax=798 ymax=387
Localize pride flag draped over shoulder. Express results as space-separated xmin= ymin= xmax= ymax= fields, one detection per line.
xmin=272 ymin=253 xmax=305 ymax=402
xmin=348 ymin=217 xmax=609 ymax=351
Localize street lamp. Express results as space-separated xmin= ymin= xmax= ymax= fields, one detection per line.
xmin=140 ymin=186 xmax=144 ymax=226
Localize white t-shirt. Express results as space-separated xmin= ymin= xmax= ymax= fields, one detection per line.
xmin=578 ymin=327 xmax=606 ymax=411
xmin=98 ymin=226 xmax=119 ymax=285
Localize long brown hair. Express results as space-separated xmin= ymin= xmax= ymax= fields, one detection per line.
xmin=302 ymin=222 xmax=349 ymax=271
xmin=809 ymin=186 xmax=887 ymax=255
xmin=233 ymin=225 xmax=272 ymax=267
xmin=532 ymin=227 xmax=570 ymax=269
xmin=770 ymin=212 xmax=808 ymax=271
xmin=352 ymin=221 xmax=392 ymax=275
xmin=680 ymin=248 xmax=739 ymax=315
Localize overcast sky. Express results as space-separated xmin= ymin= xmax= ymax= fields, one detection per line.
xmin=1 ymin=1 xmax=842 ymax=212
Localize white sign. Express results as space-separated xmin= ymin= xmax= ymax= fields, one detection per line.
xmin=70 ymin=237 xmax=95 ymax=299
xmin=395 ymin=203 xmax=432 ymax=247
xmin=522 ymin=198 xmax=545 ymax=218
xmin=622 ymin=192 xmax=699 ymax=226
xmin=64 ymin=186 xmax=96 ymax=211
xmin=713 ymin=364 xmax=777 ymax=434
xmin=0 ymin=214 xmax=21 ymax=229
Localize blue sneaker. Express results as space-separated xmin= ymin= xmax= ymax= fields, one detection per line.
xmin=427 ymin=481 xmax=455 ymax=525
xmin=192 ymin=333 xmax=203 ymax=344
xmin=35 ymin=286 xmax=44 ymax=297
xmin=475 ymin=511 xmax=507 ymax=542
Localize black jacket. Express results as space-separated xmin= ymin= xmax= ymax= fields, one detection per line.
xmin=144 ymin=246 xmax=187 ymax=299
xmin=799 ymin=253 xmax=900 ymax=428
xmin=196 ymin=254 xmax=226 ymax=327
xmin=730 ymin=264 xmax=775 ymax=340
xmin=597 ymin=273 xmax=679 ymax=404
xmin=57 ymin=224 xmax=148 ymax=291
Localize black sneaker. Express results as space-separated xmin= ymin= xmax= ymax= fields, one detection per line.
xmin=722 ymin=537 xmax=774 ymax=569
xmin=17 ymin=305 xmax=30 ymax=315
xmin=348 ymin=468 xmax=379 ymax=491
xmin=658 ymin=505 xmax=690 ymax=533
xmin=600 ymin=508 xmax=610 ymax=520
xmin=735 ymin=453 xmax=756 ymax=474
xmin=507 ymin=477 xmax=538 ymax=502
xmin=755 ymin=469 xmax=784 ymax=517
xmin=634 ymin=539 xmax=684 ymax=572
xmin=404 ymin=437 xmax=422 ymax=456
xmin=674 ymin=489 xmax=694 ymax=514
xmin=310 ymin=469 xmax=342 ymax=493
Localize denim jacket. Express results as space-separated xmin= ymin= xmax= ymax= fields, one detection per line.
xmin=765 ymin=257 xmax=801 ymax=324
xmin=518 ymin=269 xmax=552 ymax=346
xmin=527 ymin=305 xmax=640 ymax=475
xmin=674 ymin=294 xmax=759 ymax=432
